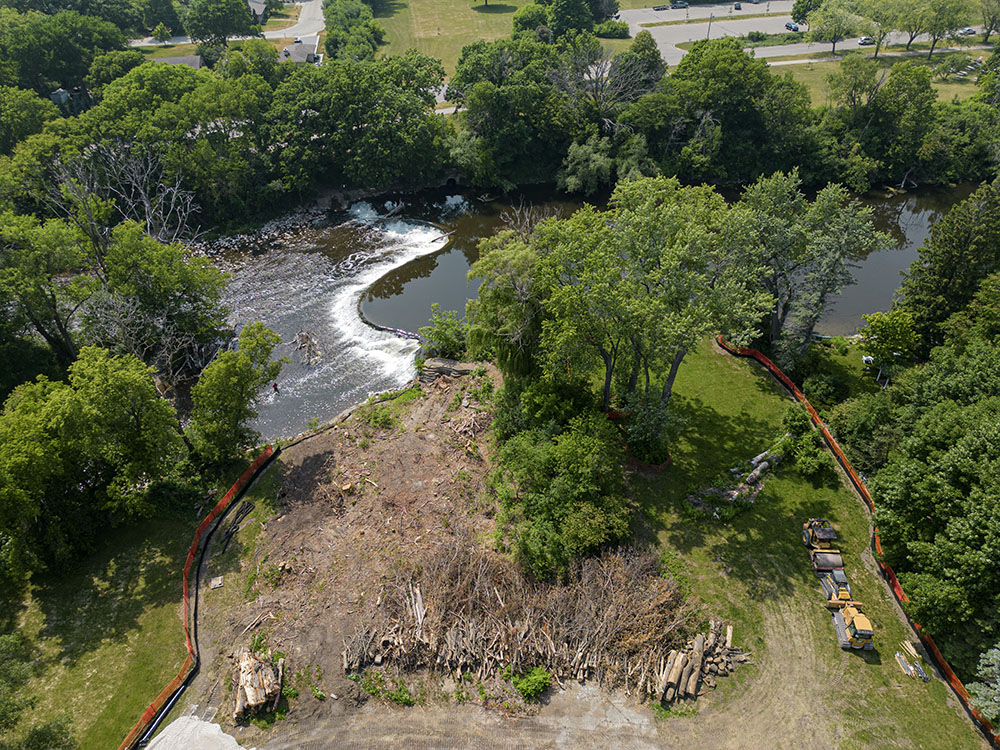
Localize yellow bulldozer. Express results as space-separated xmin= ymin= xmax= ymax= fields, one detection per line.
xmin=802 ymin=518 xmax=838 ymax=549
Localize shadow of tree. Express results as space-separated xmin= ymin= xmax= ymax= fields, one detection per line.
xmin=472 ymin=3 xmax=518 ymax=11
xmin=371 ymin=0 xmax=407 ymax=18
xmin=32 ymin=515 xmax=194 ymax=666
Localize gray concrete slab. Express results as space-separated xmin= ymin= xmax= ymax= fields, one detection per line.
xmin=147 ymin=716 xmax=252 ymax=750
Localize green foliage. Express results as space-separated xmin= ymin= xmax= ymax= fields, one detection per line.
xmin=85 ymin=49 xmax=146 ymax=99
xmin=593 ymin=19 xmax=628 ymax=38
xmin=807 ymin=0 xmax=864 ymax=53
xmin=418 ymin=303 xmax=468 ymax=359
xmin=510 ymin=666 xmax=550 ymax=701
xmin=0 ymin=348 xmax=183 ymax=577
xmin=0 ymin=86 xmax=59 ymax=155
xmin=322 ymin=0 xmax=385 ymax=61
xmin=152 ymin=21 xmax=171 ymax=42
xmin=496 ymin=412 xmax=628 ymax=578
xmin=512 ymin=2 xmax=548 ymax=35
xmin=385 ymin=680 xmax=415 ymax=705
xmin=0 ymin=8 xmax=125 ymax=92
xmin=355 ymin=669 xmax=413 ymax=704
xmin=185 ymin=0 xmax=260 ymax=47
xmin=969 ymin=645 xmax=1000 ymax=722
xmin=187 ymin=322 xmax=283 ymax=464
xmin=547 ymin=0 xmax=592 ymax=38
xmin=898 ymin=179 xmax=1000 ymax=355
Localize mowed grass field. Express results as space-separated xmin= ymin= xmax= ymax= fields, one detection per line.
xmin=631 ymin=340 xmax=985 ymax=747
xmin=10 ymin=467 xmax=281 ymax=750
xmin=776 ymin=57 xmax=981 ymax=105
xmin=377 ymin=0 xmax=532 ymax=75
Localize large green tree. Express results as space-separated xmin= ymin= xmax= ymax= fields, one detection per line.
xmin=187 ymin=321 xmax=282 ymax=462
xmin=808 ymin=0 xmax=863 ymax=53
xmin=0 ymin=86 xmax=58 ymax=154
xmin=0 ymin=347 xmax=182 ymax=574
xmin=897 ymin=179 xmax=1000 ymax=354
xmin=184 ymin=0 xmax=258 ymax=47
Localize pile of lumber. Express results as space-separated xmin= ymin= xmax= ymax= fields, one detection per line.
xmin=651 ymin=619 xmax=751 ymax=705
xmin=342 ymin=545 xmax=746 ymax=702
xmin=232 ymin=648 xmax=283 ymax=720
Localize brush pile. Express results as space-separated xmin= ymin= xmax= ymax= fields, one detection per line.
xmin=342 ymin=545 xmax=748 ymax=702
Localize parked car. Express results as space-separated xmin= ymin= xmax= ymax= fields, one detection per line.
xmin=858 ymin=36 xmax=874 ymax=45
xmin=653 ymin=4 xmax=668 ymax=9
xmin=669 ymin=1 xmax=688 ymax=8
xmin=785 ymin=21 xmax=799 ymax=31
xmin=959 ymin=26 xmax=976 ymax=35
xmin=734 ymin=2 xmax=741 ymax=8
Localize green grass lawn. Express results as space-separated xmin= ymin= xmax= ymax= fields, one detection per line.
xmin=138 ymin=37 xmax=297 ymax=60
xmin=377 ymin=0 xmax=532 ymax=76
xmin=10 ymin=464 xmax=282 ymax=750
xmin=263 ymin=4 xmax=302 ymax=32
xmin=641 ymin=11 xmax=786 ymax=28
xmin=775 ymin=58 xmax=981 ymax=105
xmin=631 ymin=340 xmax=984 ymax=747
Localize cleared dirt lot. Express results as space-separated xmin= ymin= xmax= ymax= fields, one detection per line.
xmin=181 ymin=350 xmax=987 ymax=750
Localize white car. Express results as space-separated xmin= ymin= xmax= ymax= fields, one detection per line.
xmin=959 ymin=27 xmax=976 ymax=35
xmin=858 ymin=36 xmax=875 ymax=45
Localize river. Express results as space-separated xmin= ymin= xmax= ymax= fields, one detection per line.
xmin=221 ymin=184 xmax=975 ymax=440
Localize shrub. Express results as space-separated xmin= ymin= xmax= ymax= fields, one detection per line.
xmin=746 ymin=30 xmax=767 ymax=42
xmin=512 ymin=666 xmax=551 ymax=701
xmin=594 ymin=20 xmax=629 ymax=38
xmin=782 ymin=403 xmax=811 ymax=437
xmin=803 ymin=372 xmax=843 ymax=405
xmin=418 ymin=302 xmax=468 ymax=360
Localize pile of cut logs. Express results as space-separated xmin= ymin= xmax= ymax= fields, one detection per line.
xmin=649 ymin=619 xmax=750 ymax=705
xmin=232 ymin=648 xmax=284 ymax=720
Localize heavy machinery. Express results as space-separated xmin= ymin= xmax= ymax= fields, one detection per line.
xmin=833 ymin=605 xmax=874 ymax=650
xmin=801 ymin=518 xmax=875 ymax=650
xmin=802 ymin=518 xmax=838 ymax=549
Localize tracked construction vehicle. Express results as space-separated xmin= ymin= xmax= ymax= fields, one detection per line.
xmin=802 ymin=517 xmax=874 ymax=650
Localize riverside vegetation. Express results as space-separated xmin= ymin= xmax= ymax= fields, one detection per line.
xmin=2 ymin=0 xmax=1000 ymax=745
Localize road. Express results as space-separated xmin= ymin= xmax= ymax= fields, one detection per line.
xmin=131 ymin=0 xmax=324 ymax=47
xmin=619 ymin=5 xmax=984 ymax=67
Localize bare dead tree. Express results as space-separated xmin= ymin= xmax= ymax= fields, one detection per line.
xmin=499 ymin=198 xmax=558 ymax=240
xmin=551 ymin=45 xmax=659 ymax=133
xmin=39 ymin=141 xmax=201 ymax=267
xmin=84 ymin=292 xmax=223 ymax=385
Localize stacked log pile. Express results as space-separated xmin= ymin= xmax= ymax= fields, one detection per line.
xmin=341 ymin=545 xmax=749 ymax=703
xmin=232 ymin=648 xmax=283 ymax=720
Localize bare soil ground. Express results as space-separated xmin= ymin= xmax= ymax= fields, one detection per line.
xmin=181 ymin=359 xmax=988 ymax=750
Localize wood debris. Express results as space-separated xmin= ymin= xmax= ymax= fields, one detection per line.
xmin=341 ymin=546 xmax=749 ymax=704
xmin=233 ymin=648 xmax=281 ymax=720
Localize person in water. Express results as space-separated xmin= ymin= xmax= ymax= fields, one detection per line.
xmin=272 ymin=382 xmax=280 ymax=395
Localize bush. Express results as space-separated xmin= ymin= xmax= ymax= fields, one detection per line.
xmin=418 ymin=302 xmax=468 ymax=360
xmin=782 ymin=403 xmax=811 ymax=437
xmin=792 ymin=433 xmax=836 ymax=484
xmin=512 ymin=666 xmax=551 ymax=701
xmin=746 ymin=30 xmax=767 ymax=42
xmin=803 ymin=372 xmax=844 ymax=405
xmin=594 ymin=20 xmax=629 ymax=38
xmin=512 ymin=2 xmax=549 ymax=34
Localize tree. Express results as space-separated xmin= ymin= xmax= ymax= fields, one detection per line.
xmin=187 ymin=322 xmax=282 ymax=462
xmin=858 ymin=309 xmax=917 ymax=384
xmin=152 ymin=20 xmax=170 ymax=42
xmin=924 ymin=0 xmax=970 ymax=58
xmin=0 ymin=348 xmax=182 ymax=574
xmin=826 ymin=53 xmax=883 ymax=114
xmin=512 ymin=3 xmax=549 ymax=35
xmin=84 ymin=49 xmax=146 ymax=99
xmin=184 ymin=0 xmax=259 ymax=47
xmin=857 ymin=0 xmax=900 ymax=58
xmin=792 ymin=0 xmax=821 ymax=24
xmin=142 ymin=0 xmax=181 ymax=32
xmin=982 ymin=0 xmax=1000 ymax=41
xmin=0 ymin=213 xmax=89 ymax=367
xmin=82 ymin=222 xmax=229 ymax=383
xmin=970 ymin=644 xmax=1000 ymax=722
xmin=0 ymin=86 xmax=58 ymax=155
xmin=808 ymin=0 xmax=862 ymax=53
xmin=898 ymin=179 xmax=1000 ymax=354
xmin=547 ymin=0 xmax=592 ymax=38
xmin=896 ymin=0 xmax=929 ymax=50
xmin=739 ymin=170 xmax=892 ymax=366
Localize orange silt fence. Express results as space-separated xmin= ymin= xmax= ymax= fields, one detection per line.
xmin=716 ymin=336 xmax=1000 ymax=749
xmin=117 ymin=445 xmax=279 ymax=750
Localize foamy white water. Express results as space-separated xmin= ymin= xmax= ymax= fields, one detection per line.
xmin=222 ymin=204 xmax=448 ymax=440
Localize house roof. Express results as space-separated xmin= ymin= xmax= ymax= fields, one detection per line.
xmin=155 ymin=55 xmax=204 ymax=69
xmin=282 ymin=36 xmax=320 ymax=64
